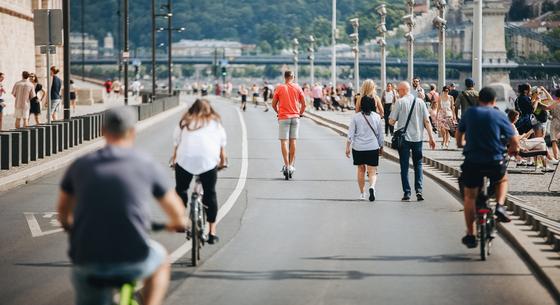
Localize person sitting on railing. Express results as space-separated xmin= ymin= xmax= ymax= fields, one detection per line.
xmin=518 ymin=124 xmax=556 ymax=173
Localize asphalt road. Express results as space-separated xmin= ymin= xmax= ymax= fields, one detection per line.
xmin=0 ymin=96 xmax=556 ymax=305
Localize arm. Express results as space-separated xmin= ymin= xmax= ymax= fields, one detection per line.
xmin=508 ymin=136 xmax=520 ymax=156
xmin=388 ymin=100 xmax=399 ymax=126
xmin=376 ymin=97 xmax=384 ymax=118
xmin=157 ymin=190 xmax=187 ymax=232
xmin=454 ymin=94 xmax=461 ymax=118
xmin=299 ymin=95 xmax=306 ymax=116
xmin=346 ymin=117 xmax=356 ymax=158
xmin=56 ymin=190 xmax=75 ymax=231
xmin=456 ymin=130 xmax=465 ymax=148
xmin=218 ymin=147 xmax=227 ymax=169
xmin=272 ymin=97 xmax=279 ymax=113
xmin=377 ymin=117 xmax=384 ymax=155
xmin=424 ymin=118 xmax=436 ymax=149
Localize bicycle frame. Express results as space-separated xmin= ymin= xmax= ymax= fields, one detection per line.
xmin=476 ymin=176 xmax=497 ymax=261
xmin=189 ymin=177 xmax=207 ymax=266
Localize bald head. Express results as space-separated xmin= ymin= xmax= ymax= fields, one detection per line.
xmin=397 ymin=81 xmax=410 ymax=96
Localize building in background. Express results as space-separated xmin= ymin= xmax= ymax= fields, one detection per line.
xmin=69 ymin=32 xmax=99 ymax=58
xmin=510 ymin=19 xmax=560 ymax=59
xmin=103 ymin=33 xmax=114 ymax=57
xmin=172 ymin=39 xmax=244 ymax=57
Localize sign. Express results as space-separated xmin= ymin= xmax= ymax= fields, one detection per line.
xmin=33 ymin=9 xmax=63 ymax=46
xmin=39 ymin=46 xmax=56 ymax=54
xmin=122 ymin=51 xmax=130 ymax=59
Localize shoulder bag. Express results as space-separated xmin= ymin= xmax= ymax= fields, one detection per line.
xmin=362 ymin=113 xmax=382 ymax=149
xmin=391 ymin=98 xmax=416 ymax=150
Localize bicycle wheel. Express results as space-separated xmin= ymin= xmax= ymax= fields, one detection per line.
xmin=479 ymin=215 xmax=487 ymax=261
xmin=191 ymin=200 xmax=199 ymax=267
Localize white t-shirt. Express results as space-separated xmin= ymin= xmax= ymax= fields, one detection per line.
xmin=384 ymin=91 xmax=394 ymax=104
xmin=173 ymin=120 xmax=227 ymax=175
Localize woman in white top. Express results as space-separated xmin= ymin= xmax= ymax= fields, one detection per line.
xmin=346 ymin=93 xmax=384 ymax=202
xmin=436 ymin=86 xmax=456 ymax=149
xmin=171 ymin=99 xmax=227 ymax=244
xmin=381 ymin=82 xmax=398 ymax=136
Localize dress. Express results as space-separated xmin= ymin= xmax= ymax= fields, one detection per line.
xmin=550 ymin=105 xmax=560 ymax=141
xmin=437 ymin=96 xmax=454 ymax=130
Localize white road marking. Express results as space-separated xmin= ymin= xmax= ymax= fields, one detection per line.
xmin=24 ymin=212 xmax=63 ymax=237
xmin=168 ymin=107 xmax=248 ymax=263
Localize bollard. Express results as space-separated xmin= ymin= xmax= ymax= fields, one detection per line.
xmin=1 ymin=132 xmax=21 ymax=167
xmin=0 ymin=133 xmax=12 ymax=170
xmin=51 ymin=122 xmax=64 ymax=152
xmin=12 ymin=129 xmax=31 ymax=164
xmin=51 ymin=123 xmax=61 ymax=153
xmin=83 ymin=115 xmax=93 ymax=141
xmin=28 ymin=128 xmax=38 ymax=161
xmin=38 ymin=124 xmax=54 ymax=157
xmin=30 ymin=126 xmax=46 ymax=159
xmin=66 ymin=120 xmax=74 ymax=148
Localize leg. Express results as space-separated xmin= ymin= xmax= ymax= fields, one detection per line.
xmin=288 ymin=139 xmax=297 ymax=166
xmin=552 ymin=141 xmax=559 ymax=160
xmin=23 ymin=118 xmax=29 ymax=128
xmin=367 ymin=166 xmax=378 ymax=187
xmin=411 ymin=141 xmax=424 ymax=194
xmin=199 ymin=168 xmax=219 ymax=235
xmin=0 ymin=112 xmax=3 ymax=131
xmin=143 ymin=259 xmax=171 ymax=305
xmin=174 ymin=164 xmax=194 ymax=206
xmin=15 ymin=118 xmax=21 ymax=129
xmin=398 ymin=142 xmax=412 ymax=196
xmin=494 ymin=175 xmax=508 ymax=205
xmin=463 ymin=187 xmax=479 ymax=235
xmin=280 ymin=140 xmax=289 ymax=167
xmin=357 ymin=165 xmax=366 ymax=193
xmin=288 ymin=118 xmax=300 ymax=167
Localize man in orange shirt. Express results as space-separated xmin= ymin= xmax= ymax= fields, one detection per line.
xmin=272 ymin=70 xmax=306 ymax=180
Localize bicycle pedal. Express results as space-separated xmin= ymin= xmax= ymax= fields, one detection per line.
xmin=186 ymin=230 xmax=192 ymax=240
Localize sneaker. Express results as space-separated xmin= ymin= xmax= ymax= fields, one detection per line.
xmin=416 ymin=193 xmax=424 ymax=201
xmin=281 ymin=166 xmax=289 ymax=180
xmin=494 ymin=204 xmax=512 ymax=223
xmin=551 ymin=159 xmax=559 ymax=165
xmin=207 ymin=234 xmax=220 ymax=245
xmin=461 ymin=234 xmax=478 ymax=248
xmin=360 ymin=193 xmax=366 ymax=201
xmin=369 ymin=187 xmax=376 ymax=202
xmin=402 ymin=194 xmax=411 ymax=201
xmin=542 ymin=166 xmax=555 ymax=173
xmin=264 ymin=108 xmax=269 ymax=112
xmin=288 ymin=166 xmax=295 ymax=178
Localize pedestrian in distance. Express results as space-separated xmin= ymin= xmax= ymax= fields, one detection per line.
xmin=170 ymin=99 xmax=228 ymax=245
xmin=272 ymin=70 xmax=306 ymax=179
xmin=454 ymin=78 xmax=478 ymax=120
xmin=312 ymin=82 xmax=324 ymax=111
xmin=57 ymin=106 xmax=186 ymax=305
xmin=103 ymin=79 xmax=112 ymax=99
xmin=547 ymin=89 xmax=560 ymax=160
xmin=448 ymin=82 xmax=459 ymax=102
xmin=50 ymin=66 xmax=62 ymax=121
xmin=112 ymin=79 xmax=122 ymax=100
xmin=346 ymin=92 xmax=384 ymax=201
xmin=455 ymin=87 xmax=519 ymax=248
xmin=251 ymin=84 xmax=259 ymax=107
xmin=389 ymin=81 xmax=436 ymax=201
xmin=29 ymin=73 xmax=45 ymax=125
xmin=70 ymin=79 xmax=77 ymax=113
xmin=11 ymin=71 xmax=35 ymax=128
xmin=0 ymin=72 xmax=6 ymax=130
xmin=262 ymin=81 xmax=271 ymax=112
xmin=411 ymin=77 xmax=425 ymax=100
xmin=381 ymin=82 xmax=398 ymax=136
xmin=238 ymin=85 xmax=248 ymax=112
xmin=437 ymin=85 xmax=457 ymax=149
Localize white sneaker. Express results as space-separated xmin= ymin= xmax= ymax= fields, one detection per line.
xmin=551 ymin=159 xmax=559 ymax=165
xmin=360 ymin=193 xmax=367 ymax=201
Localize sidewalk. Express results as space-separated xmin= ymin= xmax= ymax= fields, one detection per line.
xmin=307 ymin=108 xmax=560 ymax=222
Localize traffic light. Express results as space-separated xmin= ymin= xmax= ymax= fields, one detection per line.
xmin=221 ymin=66 xmax=227 ymax=77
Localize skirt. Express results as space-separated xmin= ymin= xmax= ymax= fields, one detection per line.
xmin=352 ymin=149 xmax=380 ymax=166
xmin=30 ymin=99 xmax=41 ymax=115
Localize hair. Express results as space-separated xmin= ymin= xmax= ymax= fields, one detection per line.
xmin=284 ymin=70 xmax=293 ymax=79
xmin=413 ymin=77 xmax=420 ymax=81
xmin=507 ymin=109 xmax=519 ymax=123
xmin=50 ymin=66 xmax=60 ymax=74
xmin=518 ymin=83 xmax=530 ymax=95
xmin=30 ymin=74 xmax=38 ymax=83
xmin=360 ymin=96 xmax=376 ymax=115
xmin=430 ymin=84 xmax=436 ymax=91
xmin=533 ymin=123 xmax=545 ymax=133
xmin=398 ymin=81 xmax=411 ymax=93
xmin=22 ymin=71 xmax=30 ymax=79
xmin=465 ymin=78 xmax=475 ymax=88
xmin=360 ymin=79 xmax=377 ymax=97
xmin=0 ymin=72 xmax=4 ymax=77
xmin=387 ymin=82 xmax=393 ymax=88
xmin=442 ymin=85 xmax=450 ymax=92
xmin=103 ymin=107 xmax=137 ymax=137
xmin=179 ymin=99 xmax=221 ymax=131
xmin=478 ymin=87 xmax=496 ymax=104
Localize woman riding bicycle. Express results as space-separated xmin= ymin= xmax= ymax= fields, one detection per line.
xmin=171 ymin=99 xmax=227 ymax=244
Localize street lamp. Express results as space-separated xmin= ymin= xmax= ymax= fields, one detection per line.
xmin=152 ymin=1 xmax=177 ymax=99
xmin=292 ymin=38 xmax=299 ymax=83
xmin=350 ymin=18 xmax=359 ymax=93
xmin=376 ymin=3 xmax=388 ymax=92
xmin=307 ymin=35 xmax=316 ymax=85
xmin=403 ymin=1 xmax=415 ymax=82
xmin=331 ymin=0 xmax=337 ymax=92
xmin=473 ymin=0 xmax=483 ymax=90
xmin=433 ymin=0 xmax=447 ymax=91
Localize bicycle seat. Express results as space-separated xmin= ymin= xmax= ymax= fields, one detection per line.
xmin=477 ymin=208 xmax=491 ymax=214
xmin=87 ymin=275 xmax=135 ymax=288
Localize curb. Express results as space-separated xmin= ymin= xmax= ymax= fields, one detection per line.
xmin=304 ymin=110 xmax=560 ymax=300
xmin=0 ymin=103 xmax=187 ymax=193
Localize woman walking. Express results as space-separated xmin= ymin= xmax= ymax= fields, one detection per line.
xmin=436 ymin=85 xmax=456 ymax=149
xmin=346 ymin=92 xmax=384 ymax=202
xmin=355 ymin=79 xmax=384 ymax=118
xmin=239 ymin=85 xmax=248 ymax=111
xmin=69 ymin=79 xmax=77 ymax=113
xmin=29 ymin=73 xmax=45 ymax=125
xmin=548 ymin=89 xmax=560 ymax=160
xmin=171 ymin=99 xmax=227 ymax=244
xmin=381 ymin=82 xmax=397 ymax=136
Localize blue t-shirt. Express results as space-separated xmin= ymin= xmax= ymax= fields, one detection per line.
xmin=51 ymin=76 xmax=61 ymax=100
xmin=61 ymin=145 xmax=172 ymax=264
xmin=458 ymin=106 xmax=515 ymax=163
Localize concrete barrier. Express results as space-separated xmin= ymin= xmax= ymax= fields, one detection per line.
xmin=28 ymin=128 xmax=38 ymax=162
xmin=76 ymin=89 xmax=94 ymax=106
xmin=0 ymin=133 xmax=11 ymax=170
xmin=1 ymin=132 xmax=21 ymax=166
xmin=12 ymin=130 xmax=30 ymax=164
xmin=91 ymin=89 xmax=104 ymax=103
xmin=30 ymin=126 xmax=45 ymax=159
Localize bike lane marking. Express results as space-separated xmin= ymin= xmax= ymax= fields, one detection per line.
xmin=168 ymin=106 xmax=248 ymax=263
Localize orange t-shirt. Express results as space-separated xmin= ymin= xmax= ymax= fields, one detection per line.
xmin=273 ymin=83 xmax=304 ymax=120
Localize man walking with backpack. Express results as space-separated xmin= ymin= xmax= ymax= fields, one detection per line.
xmin=389 ymin=81 xmax=436 ymax=201
xmin=455 ymin=78 xmax=478 ymax=119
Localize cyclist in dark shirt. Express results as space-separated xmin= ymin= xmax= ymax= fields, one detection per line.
xmin=456 ymin=87 xmax=519 ymax=248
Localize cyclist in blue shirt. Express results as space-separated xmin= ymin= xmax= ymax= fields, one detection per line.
xmin=456 ymin=87 xmax=520 ymax=248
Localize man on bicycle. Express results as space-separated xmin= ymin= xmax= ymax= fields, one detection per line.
xmin=57 ymin=107 xmax=186 ymax=305
xmin=456 ymin=87 xmax=519 ymax=248
xmin=272 ymin=70 xmax=306 ymax=178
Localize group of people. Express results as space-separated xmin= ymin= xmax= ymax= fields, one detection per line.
xmin=237 ymin=82 xmax=273 ymax=112
xmin=307 ymin=82 xmax=355 ymax=112
xmin=0 ymin=66 xmax=76 ymax=131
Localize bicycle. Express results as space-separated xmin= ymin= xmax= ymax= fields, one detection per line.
xmin=188 ymin=176 xmax=207 ymax=267
xmin=86 ymin=223 xmax=167 ymax=305
xmin=476 ymin=176 xmax=497 ymax=261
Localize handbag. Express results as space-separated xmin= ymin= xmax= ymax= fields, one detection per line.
xmin=362 ymin=113 xmax=382 ymax=148
xmin=391 ymin=98 xmax=416 ymax=149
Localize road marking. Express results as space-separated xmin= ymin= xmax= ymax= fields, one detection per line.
xmin=24 ymin=212 xmax=63 ymax=237
xmin=169 ymin=106 xmax=248 ymax=263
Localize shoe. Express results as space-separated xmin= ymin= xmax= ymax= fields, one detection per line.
xmin=542 ymin=166 xmax=555 ymax=173
xmin=462 ymin=234 xmax=478 ymax=248
xmin=369 ymin=187 xmax=376 ymax=202
xmin=402 ymin=194 xmax=411 ymax=201
xmin=551 ymin=159 xmax=559 ymax=165
xmin=416 ymin=193 xmax=424 ymax=201
xmin=264 ymin=108 xmax=269 ymax=112
xmin=288 ymin=166 xmax=295 ymax=179
xmin=360 ymin=193 xmax=366 ymax=201
xmin=207 ymin=234 xmax=220 ymax=245
xmin=281 ymin=166 xmax=289 ymax=180
xmin=494 ymin=204 xmax=512 ymax=223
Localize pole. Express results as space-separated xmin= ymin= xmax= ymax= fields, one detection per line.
xmin=438 ymin=7 xmax=446 ymax=91
xmin=117 ymin=0 xmax=122 ymax=81
xmin=331 ymin=0 xmax=337 ymax=90
xmin=63 ymin=0 xmax=71 ymax=120
xmin=407 ymin=3 xmax=414 ymax=83
xmin=167 ymin=0 xmax=172 ymax=96
xmin=47 ymin=10 xmax=52 ymax=124
xmin=310 ymin=43 xmax=315 ymax=86
xmin=381 ymin=44 xmax=386 ymax=91
xmin=81 ymin=0 xmax=85 ymax=81
xmin=473 ymin=0 xmax=483 ymax=90
xmin=151 ymin=0 xmax=156 ymax=100
xmin=123 ymin=0 xmax=129 ymax=105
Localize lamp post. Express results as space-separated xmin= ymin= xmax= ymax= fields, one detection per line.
xmin=434 ymin=0 xmax=447 ymax=91
xmin=307 ymin=35 xmax=315 ymax=85
xmin=473 ymin=0 xmax=483 ymax=90
xmin=152 ymin=1 xmax=173 ymax=100
xmin=292 ymin=38 xmax=299 ymax=83
xmin=123 ymin=0 xmax=129 ymax=105
xmin=350 ymin=18 xmax=359 ymax=93
xmin=331 ymin=0 xmax=337 ymax=91
xmin=157 ymin=25 xmax=185 ymax=95
xmin=81 ymin=0 xmax=85 ymax=81
xmin=404 ymin=0 xmax=415 ymax=83
xmin=376 ymin=4 xmax=387 ymax=92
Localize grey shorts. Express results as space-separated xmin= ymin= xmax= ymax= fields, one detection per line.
xmin=279 ymin=117 xmax=300 ymax=140
xmin=50 ymin=99 xmax=62 ymax=114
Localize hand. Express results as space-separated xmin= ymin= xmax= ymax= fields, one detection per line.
xmin=428 ymin=138 xmax=436 ymax=150
xmin=345 ymin=147 xmax=351 ymax=158
xmin=379 ymin=147 xmax=384 ymax=157
xmin=507 ymin=146 xmax=520 ymax=157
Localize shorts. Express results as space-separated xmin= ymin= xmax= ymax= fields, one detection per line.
xmin=50 ymin=99 xmax=62 ymax=114
xmin=460 ymin=160 xmax=507 ymax=189
xmin=15 ymin=105 xmax=30 ymax=119
xmin=352 ymin=149 xmax=380 ymax=166
xmin=70 ymin=92 xmax=77 ymax=100
xmin=278 ymin=117 xmax=300 ymax=140
xmin=71 ymin=240 xmax=166 ymax=305
xmin=313 ymin=98 xmax=322 ymax=109
xmin=241 ymin=95 xmax=247 ymax=103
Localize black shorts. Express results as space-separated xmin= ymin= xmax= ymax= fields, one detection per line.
xmin=70 ymin=92 xmax=76 ymax=100
xmin=352 ymin=149 xmax=380 ymax=166
xmin=460 ymin=160 xmax=507 ymax=189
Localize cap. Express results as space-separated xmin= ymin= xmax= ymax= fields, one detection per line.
xmin=103 ymin=106 xmax=137 ymax=135
xmin=465 ymin=78 xmax=475 ymax=88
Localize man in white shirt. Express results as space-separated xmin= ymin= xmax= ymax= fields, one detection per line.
xmin=411 ymin=77 xmax=425 ymax=100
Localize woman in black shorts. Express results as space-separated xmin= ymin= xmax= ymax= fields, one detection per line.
xmin=69 ymin=79 xmax=77 ymax=113
xmin=29 ymin=74 xmax=45 ymax=125
xmin=345 ymin=91 xmax=384 ymax=202
xmin=239 ymin=85 xmax=248 ymax=112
